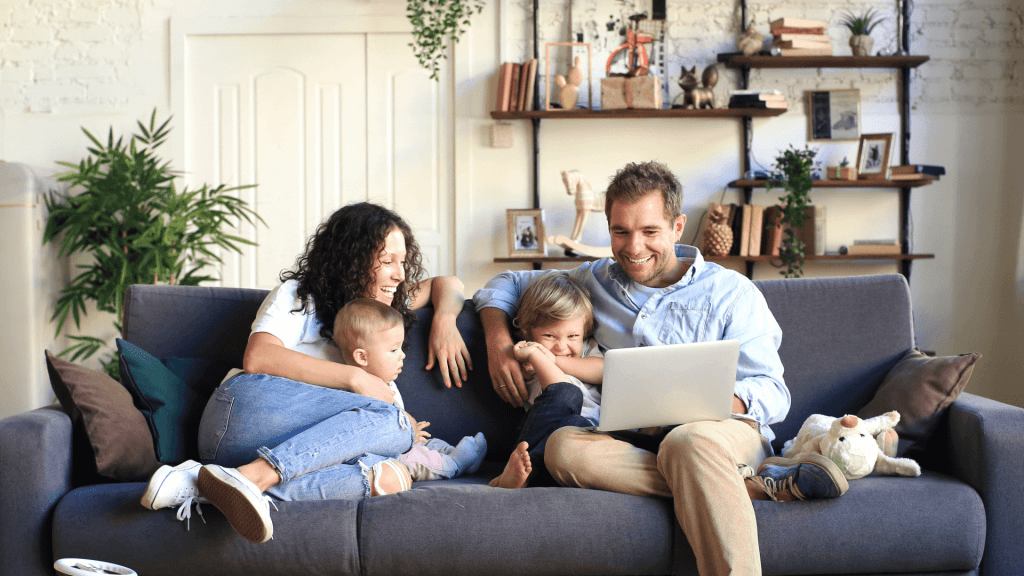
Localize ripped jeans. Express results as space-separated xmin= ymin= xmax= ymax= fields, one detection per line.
xmin=197 ymin=373 xmax=414 ymax=501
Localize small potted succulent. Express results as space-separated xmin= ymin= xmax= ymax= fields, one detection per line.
xmin=841 ymin=8 xmax=885 ymax=56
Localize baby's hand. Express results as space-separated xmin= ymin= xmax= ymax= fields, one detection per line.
xmin=406 ymin=411 xmax=431 ymax=444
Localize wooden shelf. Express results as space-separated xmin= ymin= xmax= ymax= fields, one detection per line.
xmin=494 ymin=253 xmax=935 ymax=265
xmin=717 ymin=54 xmax=929 ymax=69
xmin=490 ymin=107 xmax=786 ymax=120
xmin=729 ymin=178 xmax=936 ymax=188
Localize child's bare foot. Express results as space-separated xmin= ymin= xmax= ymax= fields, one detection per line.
xmin=488 ymin=441 xmax=532 ymax=489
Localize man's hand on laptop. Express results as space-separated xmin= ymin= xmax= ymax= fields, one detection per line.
xmin=487 ymin=341 xmax=528 ymax=408
xmin=732 ymin=395 xmax=747 ymax=415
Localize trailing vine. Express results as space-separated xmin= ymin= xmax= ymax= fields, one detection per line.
xmin=766 ymin=145 xmax=817 ymax=278
xmin=407 ymin=0 xmax=486 ymax=80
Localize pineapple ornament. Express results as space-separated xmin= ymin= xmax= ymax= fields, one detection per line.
xmin=703 ymin=204 xmax=733 ymax=256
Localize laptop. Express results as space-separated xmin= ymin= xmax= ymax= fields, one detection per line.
xmin=592 ymin=340 xmax=740 ymax=432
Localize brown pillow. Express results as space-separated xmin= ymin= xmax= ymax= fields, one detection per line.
xmin=45 ymin=351 xmax=161 ymax=481
xmin=859 ymin=348 xmax=981 ymax=456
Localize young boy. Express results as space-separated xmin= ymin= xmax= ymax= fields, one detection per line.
xmin=333 ymin=298 xmax=488 ymax=482
xmin=503 ymin=272 xmax=604 ymax=487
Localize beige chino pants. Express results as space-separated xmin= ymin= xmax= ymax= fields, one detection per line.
xmin=545 ymin=419 xmax=772 ymax=576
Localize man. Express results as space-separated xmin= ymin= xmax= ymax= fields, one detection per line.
xmin=473 ymin=161 xmax=847 ymax=576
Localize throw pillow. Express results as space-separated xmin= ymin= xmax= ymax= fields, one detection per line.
xmin=858 ymin=347 xmax=981 ymax=456
xmin=45 ymin=351 xmax=161 ymax=481
xmin=116 ymin=339 xmax=231 ymax=464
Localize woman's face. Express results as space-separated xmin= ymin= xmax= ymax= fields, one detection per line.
xmin=367 ymin=228 xmax=407 ymax=305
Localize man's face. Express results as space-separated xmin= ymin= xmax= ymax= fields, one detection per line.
xmin=362 ymin=324 xmax=406 ymax=382
xmin=608 ymin=193 xmax=686 ymax=288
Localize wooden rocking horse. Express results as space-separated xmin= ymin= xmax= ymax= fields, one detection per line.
xmin=546 ymin=169 xmax=613 ymax=258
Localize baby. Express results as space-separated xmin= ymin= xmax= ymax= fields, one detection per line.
xmin=502 ymin=273 xmax=604 ymax=487
xmin=333 ymin=298 xmax=487 ymax=482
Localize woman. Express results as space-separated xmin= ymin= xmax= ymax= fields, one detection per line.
xmin=143 ymin=203 xmax=491 ymax=544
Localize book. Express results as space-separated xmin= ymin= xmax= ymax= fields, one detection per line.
xmin=729 ymin=93 xmax=786 ymax=102
xmin=762 ymin=206 xmax=783 ymax=256
xmin=770 ymin=18 xmax=828 ymax=31
xmin=776 ymin=46 xmax=834 ymax=57
xmin=890 ymin=164 xmax=946 ymax=176
xmin=508 ymin=63 xmax=522 ymax=112
xmin=496 ymin=62 xmax=514 ymax=112
xmin=814 ymin=205 xmax=826 ymax=256
xmin=738 ymin=204 xmax=752 ymax=257
xmin=730 ymin=89 xmax=783 ymax=96
xmin=516 ymin=60 xmax=530 ymax=112
xmin=729 ymin=203 xmax=743 ymax=255
xmin=890 ymin=172 xmax=938 ymax=181
xmin=774 ymin=39 xmax=833 ymax=50
xmin=523 ymin=59 xmax=538 ymax=111
xmin=769 ymin=26 xmax=826 ymax=35
xmin=773 ymin=33 xmax=830 ymax=43
xmin=747 ymin=205 xmax=765 ymax=257
xmin=729 ymin=99 xmax=789 ymax=109
xmin=847 ymin=242 xmax=900 ymax=255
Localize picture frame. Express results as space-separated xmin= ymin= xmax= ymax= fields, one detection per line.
xmin=507 ymin=209 xmax=547 ymax=257
xmin=856 ymin=133 xmax=895 ymax=179
xmin=544 ymin=42 xmax=592 ymax=111
xmin=808 ymin=89 xmax=861 ymax=141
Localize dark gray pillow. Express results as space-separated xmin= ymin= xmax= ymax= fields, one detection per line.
xmin=46 ymin=351 xmax=161 ymax=480
xmin=859 ymin=348 xmax=980 ymax=455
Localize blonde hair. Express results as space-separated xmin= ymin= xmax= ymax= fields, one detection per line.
xmin=604 ymin=160 xmax=683 ymax=222
xmin=514 ymin=273 xmax=594 ymax=339
xmin=333 ymin=298 xmax=403 ymax=363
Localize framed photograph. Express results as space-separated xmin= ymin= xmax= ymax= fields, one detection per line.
xmin=856 ymin=133 xmax=895 ymax=179
xmin=808 ymin=89 xmax=861 ymax=140
xmin=506 ymin=209 xmax=547 ymax=257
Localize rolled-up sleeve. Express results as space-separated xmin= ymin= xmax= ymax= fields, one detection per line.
xmin=724 ymin=282 xmax=790 ymax=436
xmin=472 ymin=269 xmax=550 ymax=316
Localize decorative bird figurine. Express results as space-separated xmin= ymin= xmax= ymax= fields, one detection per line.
xmin=737 ymin=22 xmax=765 ymax=56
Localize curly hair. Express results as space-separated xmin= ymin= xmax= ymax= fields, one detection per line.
xmin=604 ymin=160 xmax=683 ymax=222
xmin=280 ymin=202 xmax=426 ymax=339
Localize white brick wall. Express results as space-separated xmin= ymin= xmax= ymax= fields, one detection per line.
xmin=0 ymin=0 xmax=140 ymax=114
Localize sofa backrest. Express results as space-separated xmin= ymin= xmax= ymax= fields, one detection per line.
xmin=754 ymin=274 xmax=915 ymax=449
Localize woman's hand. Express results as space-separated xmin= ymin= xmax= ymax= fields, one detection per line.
xmin=349 ymin=370 xmax=398 ymax=404
xmin=426 ymin=313 xmax=473 ymax=389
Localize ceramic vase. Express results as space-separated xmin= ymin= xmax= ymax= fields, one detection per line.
xmin=850 ymin=35 xmax=874 ymax=57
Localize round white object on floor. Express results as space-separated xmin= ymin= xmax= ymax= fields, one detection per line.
xmin=54 ymin=559 xmax=137 ymax=576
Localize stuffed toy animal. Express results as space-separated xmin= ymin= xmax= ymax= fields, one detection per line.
xmin=782 ymin=411 xmax=921 ymax=480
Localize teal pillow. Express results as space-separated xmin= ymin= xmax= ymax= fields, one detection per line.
xmin=116 ymin=339 xmax=230 ymax=463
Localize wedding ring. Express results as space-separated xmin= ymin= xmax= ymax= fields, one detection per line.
xmin=500 ymin=385 xmax=507 ymax=388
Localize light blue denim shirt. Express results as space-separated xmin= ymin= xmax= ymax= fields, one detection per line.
xmin=472 ymin=244 xmax=790 ymax=442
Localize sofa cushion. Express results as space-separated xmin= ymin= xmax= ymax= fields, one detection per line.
xmin=52 ymin=482 xmax=361 ymax=576
xmin=858 ymin=348 xmax=980 ymax=455
xmin=116 ymin=339 xmax=230 ymax=463
xmin=45 ymin=351 xmax=161 ymax=481
xmin=755 ymin=472 xmax=985 ymax=574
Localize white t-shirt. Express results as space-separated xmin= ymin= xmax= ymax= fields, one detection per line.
xmin=228 ymin=280 xmax=406 ymax=409
xmin=523 ymin=337 xmax=603 ymax=424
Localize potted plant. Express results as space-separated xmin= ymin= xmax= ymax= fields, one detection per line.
xmin=44 ymin=110 xmax=263 ymax=378
xmin=766 ymin=145 xmax=817 ymax=278
xmin=841 ymin=8 xmax=885 ymax=56
xmin=407 ymin=0 xmax=485 ymax=80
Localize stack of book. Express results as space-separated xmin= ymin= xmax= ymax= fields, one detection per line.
xmin=769 ymin=18 xmax=833 ymax=56
xmin=846 ymin=240 xmax=901 ymax=255
xmin=495 ymin=59 xmax=538 ymax=113
xmin=728 ymin=89 xmax=788 ymax=110
xmin=889 ymin=164 xmax=945 ymax=181
xmin=694 ymin=204 xmax=822 ymax=257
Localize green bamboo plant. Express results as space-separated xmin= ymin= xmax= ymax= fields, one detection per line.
xmin=766 ymin=145 xmax=817 ymax=278
xmin=407 ymin=0 xmax=486 ymax=80
xmin=44 ymin=110 xmax=263 ymax=377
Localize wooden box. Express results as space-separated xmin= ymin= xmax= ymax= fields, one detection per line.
xmin=625 ymin=75 xmax=662 ymax=109
xmin=600 ymin=77 xmax=628 ymax=110
xmin=826 ymin=166 xmax=857 ymax=180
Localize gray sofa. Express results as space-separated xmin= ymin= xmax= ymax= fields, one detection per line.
xmin=2 ymin=273 xmax=1022 ymax=576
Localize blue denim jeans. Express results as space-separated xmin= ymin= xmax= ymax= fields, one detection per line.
xmin=197 ymin=373 xmax=414 ymax=501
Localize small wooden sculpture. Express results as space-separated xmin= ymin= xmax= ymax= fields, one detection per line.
xmin=703 ymin=204 xmax=733 ymax=256
xmin=554 ymin=57 xmax=584 ymax=109
xmin=737 ymin=21 xmax=765 ymax=56
xmin=561 ymin=169 xmax=604 ymax=242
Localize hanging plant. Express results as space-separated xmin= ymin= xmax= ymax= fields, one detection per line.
xmin=407 ymin=0 xmax=486 ymax=80
xmin=766 ymin=145 xmax=817 ymax=278
xmin=44 ymin=110 xmax=263 ymax=378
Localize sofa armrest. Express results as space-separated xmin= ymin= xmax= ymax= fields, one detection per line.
xmin=0 ymin=406 xmax=74 ymax=576
xmin=945 ymin=392 xmax=1024 ymax=576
